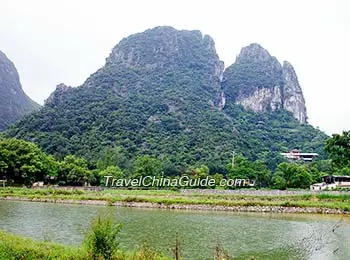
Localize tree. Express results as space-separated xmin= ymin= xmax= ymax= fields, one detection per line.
xmin=42 ymin=154 xmax=60 ymax=178
xmin=252 ymin=160 xmax=272 ymax=187
xmin=58 ymin=155 xmax=91 ymax=186
xmin=325 ymin=131 xmax=350 ymax=169
xmin=290 ymin=167 xmax=312 ymax=188
xmin=271 ymin=175 xmax=287 ymax=190
xmin=227 ymin=156 xmax=255 ymax=179
xmin=133 ymin=155 xmax=163 ymax=178
xmin=100 ymin=166 xmax=124 ymax=180
xmin=0 ymin=138 xmax=48 ymax=186
xmin=96 ymin=146 xmax=131 ymax=174
xmin=272 ymin=162 xmax=313 ymax=189
xmin=211 ymin=173 xmax=224 ymax=187
xmin=226 ymin=156 xmax=271 ymax=188
xmin=192 ymin=165 xmax=209 ymax=179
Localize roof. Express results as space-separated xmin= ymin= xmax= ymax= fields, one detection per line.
xmin=280 ymin=152 xmax=318 ymax=155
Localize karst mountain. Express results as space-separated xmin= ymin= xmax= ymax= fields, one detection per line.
xmin=6 ymin=26 xmax=327 ymax=170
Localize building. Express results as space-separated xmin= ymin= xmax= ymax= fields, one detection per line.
xmin=323 ymin=175 xmax=350 ymax=188
xmin=310 ymin=175 xmax=350 ymax=191
xmin=280 ymin=149 xmax=318 ymax=162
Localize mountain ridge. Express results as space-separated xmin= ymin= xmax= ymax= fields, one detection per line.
xmin=0 ymin=50 xmax=40 ymax=131
xmin=6 ymin=26 xmax=327 ymax=171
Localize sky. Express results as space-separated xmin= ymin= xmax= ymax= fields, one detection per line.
xmin=0 ymin=0 xmax=349 ymax=135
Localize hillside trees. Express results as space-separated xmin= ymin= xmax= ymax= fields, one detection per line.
xmin=0 ymin=138 xmax=53 ymax=186
xmin=226 ymin=156 xmax=272 ymax=188
xmin=57 ymin=155 xmax=91 ymax=186
xmin=0 ymin=138 xmax=92 ymax=186
xmin=325 ymin=130 xmax=350 ymax=173
xmin=271 ymin=162 xmax=313 ymax=189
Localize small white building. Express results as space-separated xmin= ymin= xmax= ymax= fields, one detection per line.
xmin=310 ymin=182 xmax=336 ymax=191
xmin=281 ymin=149 xmax=318 ymax=162
xmin=310 ymin=175 xmax=350 ymax=190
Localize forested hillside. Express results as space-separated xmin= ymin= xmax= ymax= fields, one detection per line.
xmin=6 ymin=26 xmax=327 ymax=173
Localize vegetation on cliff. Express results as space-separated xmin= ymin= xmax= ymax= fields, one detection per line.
xmin=0 ymin=50 xmax=39 ymax=131
xmin=5 ymin=27 xmax=327 ymax=175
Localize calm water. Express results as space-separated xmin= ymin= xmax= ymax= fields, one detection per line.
xmin=0 ymin=200 xmax=349 ymax=260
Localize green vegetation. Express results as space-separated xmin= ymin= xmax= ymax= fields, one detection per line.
xmin=0 ymin=228 xmax=298 ymax=260
xmin=1 ymin=188 xmax=349 ymax=212
xmin=57 ymin=155 xmax=92 ymax=186
xmin=0 ymin=138 xmax=57 ymax=186
xmin=0 ymin=230 xmax=87 ymax=259
xmin=325 ymin=130 xmax=350 ymax=174
xmin=0 ymin=28 xmax=348 ymax=191
xmin=0 ymin=225 xmax=169 ymax=260
xmin=271 ymin=162 xmax=321 ymax=189
xmin=84 ymin=216 xmax=122 ymax=260
xmin=4 ymin=27 xmax=327 ymax=177
xmin=0 ymin=138 xmax=92 ymax=187
xmin=222 ymin=43 xmax=283 ymax=99
xmin=0 ymin=137 xmax=332 ymax=190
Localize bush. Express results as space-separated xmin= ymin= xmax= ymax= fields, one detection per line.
xmin=84 ymin=215 xmax=122 ymax=260
xmin=135 ymin=242 xmax=160 ymax=260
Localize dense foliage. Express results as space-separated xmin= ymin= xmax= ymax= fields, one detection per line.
xmin=5 ymin=27 xmax=327 ymax=175
xmin=222 ymin=44 xmax=283 ymax=99
xmin=0 ymin=137 xmax=333 ymax=189
xmin=0 ymin=138 xmax=53 ymax=186
xmin=0 ymin=138 xmax=91 ymax=186
xmin=325 ymin=130 xmax=350 ymax=175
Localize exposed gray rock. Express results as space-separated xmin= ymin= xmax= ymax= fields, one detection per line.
xmin=44 ymin=83 xmax=73 ymax=105
xmin=235 ymin=86 xmax=282 ymax=112
xmin=217 ymin=92 xmax=226 ymax=110
xmin=238 ymin=43 xmax=277 ymax=63
xmin=282 ymin=61 xmax=307 ymax=123
xmin=0 ymin=50 xmax=39 ymax=130
xmin=214 ymin=60 xmax=225 ymax=83
xmin=223 ymin=43 xmax=308 ymax=123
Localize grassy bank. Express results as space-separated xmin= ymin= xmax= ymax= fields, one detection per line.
xmin=0 ymin=230 xmax=171 ymax=260
xmin=0 ymin=229 xmax=299 ymax=260
xmin=0 ymin=188 xmax=349 ymax=213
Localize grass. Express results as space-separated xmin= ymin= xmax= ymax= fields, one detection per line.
xmin=84 ymin=215 xmax=122 ymax=259
xmin=0 ymin=187 xmax=349 ymax=213
xmin=0 ymin=230 xmax=171 ymax=260
xmin=0 ymin=230 xmax=88 ymax=259
xmin=0 ymin=230 xmax=291 ymax=260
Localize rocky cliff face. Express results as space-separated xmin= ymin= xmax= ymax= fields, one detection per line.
xmin=7 ymin=27 xmax=326 ymax=167
xmin=282 ymin=61 xmax=307 ymax=123
xmin=105 ymin=27 xmax=224 ymax=88
xmin=88 ymin=26 xmax=225 ymax=107
xmin=235 ymin=86 xmax=282 ymax=112
xmin=222 ymin=43 xmax=307 ymax=123
xmin=45 ymin=83 xmax=73 ymax=106
xmin=0 ymin=50 xmax=39 ymax=130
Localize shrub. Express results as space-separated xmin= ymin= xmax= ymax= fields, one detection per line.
xmin=84 ymin=215 xmax=122 ymax=260
xmin=135 ymin=242 xmax=160 ymax=260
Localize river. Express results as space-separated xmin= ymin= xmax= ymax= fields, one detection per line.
xmin=0 ymin=200 xmax=349 ymax=259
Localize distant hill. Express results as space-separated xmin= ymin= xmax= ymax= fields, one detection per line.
xmin=6 ymin=27 xmax=327 ymax=171
xmin=0 ymin=50 xmax=40 ymax=131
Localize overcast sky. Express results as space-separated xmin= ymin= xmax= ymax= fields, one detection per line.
xmin=1 ymin=0 xmax=349 ymax=135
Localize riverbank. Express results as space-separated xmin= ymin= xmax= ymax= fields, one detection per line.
xmin=0 ymin=188 xmax=349 ymax=214
xmin=0 ymin=230 xmax=170 ymax=260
